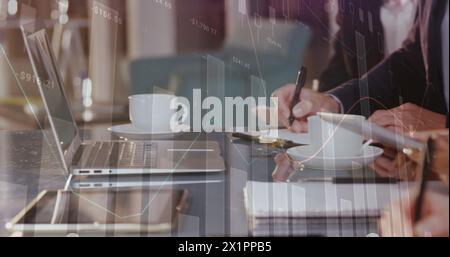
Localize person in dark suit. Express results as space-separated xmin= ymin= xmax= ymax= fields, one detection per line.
xmin=272 ymin=0 xmax=449 ymax=237
xmin=329 ymin=0 xmax=448 ymax=119
xmin=273 ymin=0 xmax=449 ymax=133
xmin=319 ymin=0 xmax=419 ymax=93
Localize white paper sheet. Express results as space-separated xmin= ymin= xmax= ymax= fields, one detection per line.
xmin=244 ymin=129 xmax=310 ymax=145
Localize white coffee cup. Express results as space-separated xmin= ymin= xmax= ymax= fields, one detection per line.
xmin=129 ymin=94 xmax=188 ymax=132
xmin=308 ymin=114 xmax=365 ymax=158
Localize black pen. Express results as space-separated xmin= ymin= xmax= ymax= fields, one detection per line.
xmin=288 ymin=67 xmax=308 ymax=126
xmin=414 ymin=138 xmax=434 ymax=224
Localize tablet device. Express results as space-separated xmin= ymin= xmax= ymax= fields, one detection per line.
xmin=317 ymin=112 xmax=425 ymax=151
xmin=6 ymin=188 xmax=188 ymax=235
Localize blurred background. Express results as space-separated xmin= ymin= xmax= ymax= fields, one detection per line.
xmin=0 ymin=0 xmax=337 ymax=131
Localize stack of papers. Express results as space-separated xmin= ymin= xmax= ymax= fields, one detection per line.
xmin=244 ymin=181 xmax=403 ymax=236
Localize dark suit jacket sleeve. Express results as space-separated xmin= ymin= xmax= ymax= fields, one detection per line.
xmin=318 ymin=31 xmax=353 ymax=92
xmin=328 ymin=18 xmax=426 ymax=116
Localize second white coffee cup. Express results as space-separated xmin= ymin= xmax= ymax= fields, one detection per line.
xmin=308 ymin=114 xmax=365 ymax=158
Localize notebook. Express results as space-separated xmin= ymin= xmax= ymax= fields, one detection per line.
xmin=244 ymin=181 xmax=405 ymax=219
xmin=248 ymin=218 xmax=379 ymax=237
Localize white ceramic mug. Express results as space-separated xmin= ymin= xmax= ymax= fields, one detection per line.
xmin=308 ymin=114 xmax=365 ymax=158
xmin=129 ymin=94 xmax=189 ymax=132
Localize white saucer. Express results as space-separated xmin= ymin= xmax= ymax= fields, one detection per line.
xmin=109 ymin=124 xmax=190 ymax=140
xmin=286 ymin=145 xmax=384 ymax=171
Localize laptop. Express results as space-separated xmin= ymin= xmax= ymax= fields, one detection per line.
xmin=69 ymin=170 xmax=226 ymax=190
xmin=20 ymin=23 xmax=225 ymax=176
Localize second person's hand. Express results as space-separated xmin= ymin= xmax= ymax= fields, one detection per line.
xmin=369 ymin=103 xmax=447 ymax=134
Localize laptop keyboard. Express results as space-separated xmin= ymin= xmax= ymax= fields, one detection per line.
xmin=80 ymin=142 xmax=157 ymax=168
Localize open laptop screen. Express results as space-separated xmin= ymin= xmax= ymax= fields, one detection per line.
xmin=21 ymin=25 xmax=81 ymax=170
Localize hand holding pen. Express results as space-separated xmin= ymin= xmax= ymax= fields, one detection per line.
xmin=272 ymin=68 xmax=341 ymax=133
xmin=288 ymin=67 xmax=308 ymax=127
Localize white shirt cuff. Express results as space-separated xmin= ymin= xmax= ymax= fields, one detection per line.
xmin=325 ymin=94 xmax=345 ymax=114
